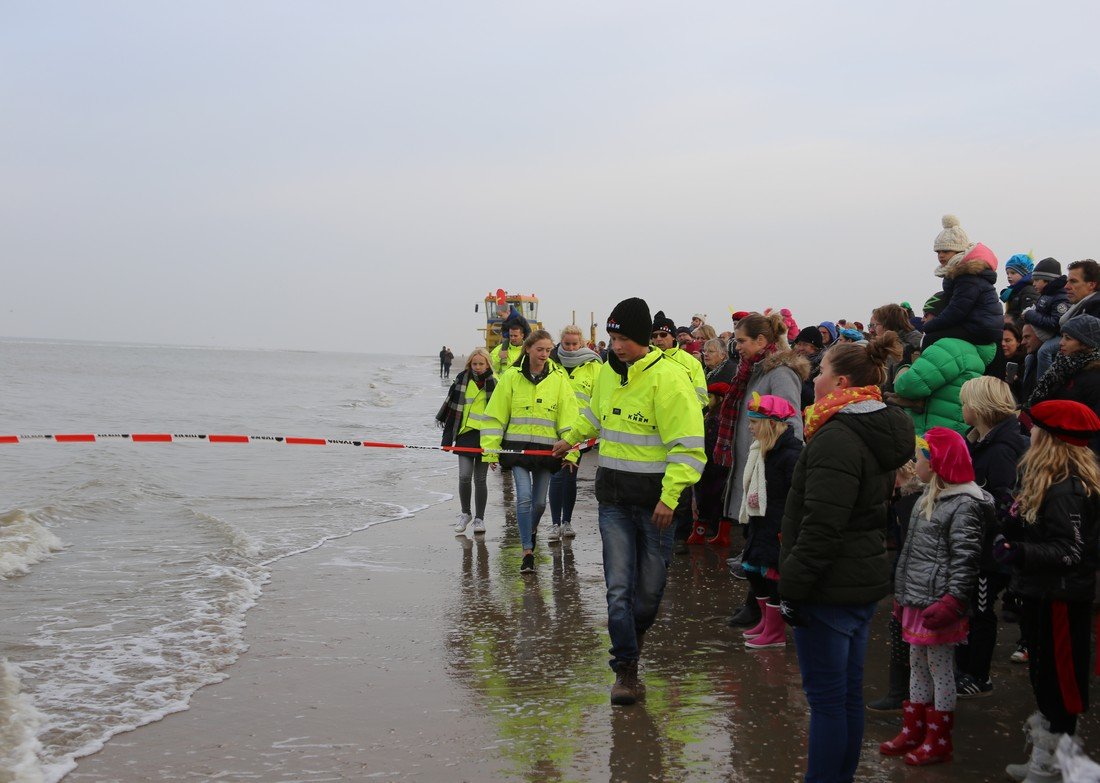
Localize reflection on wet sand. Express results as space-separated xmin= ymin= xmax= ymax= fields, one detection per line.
xmin=443 ymin=467 xmax=1094 ymax=782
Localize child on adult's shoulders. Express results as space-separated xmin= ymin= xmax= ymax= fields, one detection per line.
xmin=921 ymin=215 xmax=1003 ymax=351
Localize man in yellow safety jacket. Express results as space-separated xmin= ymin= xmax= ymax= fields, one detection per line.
xmin=552 ymin=297 xmax=705 ymax=706
xmin=650 ymin=310 xmax=708 ymax=551
xmin=493 ymin=318 xmax=529 ymax=375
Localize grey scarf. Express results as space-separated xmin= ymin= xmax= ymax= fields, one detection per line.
xmin=555 ymin=346 xmax=601 ymax=369
xmin=1060 ymin=292 xmax=1099 ymax=327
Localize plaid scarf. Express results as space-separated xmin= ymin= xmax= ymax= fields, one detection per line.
xmin=712 ymin=343 xmax=777 ymax=468
xmin=436 ymin=368 xmax=496 ymax=431
xmin=803 ymin=385 xmax=883 ymax=441
xmin=1028 ymin=347 xmax=1100 ymax=408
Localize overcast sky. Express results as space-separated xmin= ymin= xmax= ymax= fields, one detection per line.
xmin=4 ymin=2 xmax=1100 ymax=355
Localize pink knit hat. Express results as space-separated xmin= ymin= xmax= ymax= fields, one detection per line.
xmin=919 ymin=427 xmax=975 ymax=484
xmin=747 ymin=392 xmax=798 ymax=422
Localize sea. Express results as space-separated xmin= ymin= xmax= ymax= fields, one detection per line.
xmin=0 ymin=339 xmax=452 ymax=783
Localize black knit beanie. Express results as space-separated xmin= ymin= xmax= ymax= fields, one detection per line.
xmin=607 ymin=298 xmax=651 ymax=346
xmin=652 ymin=310 xmax=676 ymax=336
xmin=1033 ymin=257 xmax=1062 ymax=282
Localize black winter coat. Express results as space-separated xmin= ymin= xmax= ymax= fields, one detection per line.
xmin=779 ymin=404 xmax=916 ymax=604
xmin=1023 ymin=276 xmax=1070 ymax=336
xmin=1005 ymin=282 xmax=1039 ymax=325
xmin=924 ymin=263 xmax=1004 ymax=345
xmin=743 ymin=427 xmax=802 ymax=569
xmin=1003 ymin=477 xmax=1100 ymax=602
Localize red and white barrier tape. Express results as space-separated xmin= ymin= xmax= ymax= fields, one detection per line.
xmin=0 ymin=433 xmax=597 ymax=457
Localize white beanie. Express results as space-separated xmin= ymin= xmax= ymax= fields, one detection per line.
xmin=933 ymin=214 xmax=970 ymax=253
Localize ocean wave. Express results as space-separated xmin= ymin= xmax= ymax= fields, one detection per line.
xmin=0 ymin=511 xmax=64 ymax=581
xmin=0 ymin=659 xmax=47 ymax=783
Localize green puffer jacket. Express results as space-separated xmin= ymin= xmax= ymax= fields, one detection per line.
xmin=779 ymin=403 xmax=915 ymax=605
xmin=892 ymin=338 xmax=996 ymax=436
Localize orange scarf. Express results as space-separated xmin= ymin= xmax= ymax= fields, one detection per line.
xmin=803 ymin=385 xmax=883 ymax=441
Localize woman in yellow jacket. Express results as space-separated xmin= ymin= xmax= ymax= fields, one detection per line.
xmin=482 ymin=330 xmax=579 ymax=573
xmin=547 ymin=325 xmax=603 ymax=542
xmin=436 ymin=347 xmax=497 ymax=536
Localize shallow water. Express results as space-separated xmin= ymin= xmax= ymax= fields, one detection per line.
xmin=0 ymin=339 xmax=447 ymax=782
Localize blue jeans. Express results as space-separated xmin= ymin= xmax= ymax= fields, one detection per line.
xmin=598 ymin=502 xmax=674 ymax=671
xmin=1037 ymin=336 xmax=1061 ymax=379
xmin=511 ymin=466 xmax=551 ymax=550
xmin=792 ymin=602 xmax=877 ymax=783
xmin=548 ymin=454 xmax=581 ymax=525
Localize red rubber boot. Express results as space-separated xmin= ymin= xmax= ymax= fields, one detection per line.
xmin=686 ymin=520 xmax=708 ymax=546
xmin=879 ymin=701 xmax=927 ymax=756
xmin=706 ymin=520 xmax=732 ymax=547
xmin=904 ymin=709 xmax=953 ymax=766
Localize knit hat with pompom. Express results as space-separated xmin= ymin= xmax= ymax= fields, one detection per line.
xmin=934 ymin=214 xmax=971 ymax=253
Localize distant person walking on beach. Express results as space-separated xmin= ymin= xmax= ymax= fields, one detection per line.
xmin=482 ymin=330 xmax=578 ymax=574
xmin=441 ymin=347 xmax=454 ymax=379
xmin=439 ymin=346 xmax=449 ymax=378
xmin=552 ymin=297 xmax=705 ymax=706
xmin=437 ymin=347 xmax=496 ymax=536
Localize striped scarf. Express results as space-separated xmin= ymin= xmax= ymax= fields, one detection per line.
xmin=712 ymin=343 xmax=776 ymax=468
xmin=436 ymin=369 xmax=496 ymax=431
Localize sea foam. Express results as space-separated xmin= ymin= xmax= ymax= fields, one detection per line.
xmin=0 ymin=510 xmax=63 ymax=581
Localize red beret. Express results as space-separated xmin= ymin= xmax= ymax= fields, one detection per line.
xmin=923 ymin=427 xmax=975 ymax=484
xmin=1029 ymin=400 xmax=1100 ymax=447
xmin=707 ymin=382 xmax=731 ymax=397
xmin=731 ymin=311 xmax=750 ymax=321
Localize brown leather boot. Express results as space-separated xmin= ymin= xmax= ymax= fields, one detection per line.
xmin=610 ymin=662 xmax=641 ymax=705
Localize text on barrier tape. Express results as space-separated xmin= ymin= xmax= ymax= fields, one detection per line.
xmin=0 ymin=433 xmax=598 ymax=457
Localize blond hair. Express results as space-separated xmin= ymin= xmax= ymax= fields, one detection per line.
xmin=959 ymin=376 xmax=1018 ymax=429
xmin=694 ymin=324 xmax=717 ymax=341
xmin=750 ymin=417 xmax=789 ymax=459
xmin=1017 ymin=429 xmax=1100 ymax=524
xmin=464 ymin=347 xmax=493 ymax=374
xmin=559 ymin=324 xmax=584 ymax=340
xmin=919 ymin=474 xmax=949 ymax=521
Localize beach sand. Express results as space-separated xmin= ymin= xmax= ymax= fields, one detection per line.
xmin=68 ymin=461 xmax=1094 ymax=782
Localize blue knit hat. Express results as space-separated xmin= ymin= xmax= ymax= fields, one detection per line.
xmin=1005 ymin=253 xmax=1034 ymax=276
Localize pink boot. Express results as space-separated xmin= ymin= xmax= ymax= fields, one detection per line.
xmin=744 ymin=602 xmax=787 ymax=648
xmin=742 ymin=598 xmax=769 ymax=639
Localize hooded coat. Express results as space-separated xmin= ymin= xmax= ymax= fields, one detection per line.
xmin=922 ymin=246 xmax=1005 ymax=345
xmin=892 ymin=338 xmax=997 ymax=435
xmin=721 ymin=350 xmax=810 ymax=520
xmin=742 ymin=427 xmax=802 ymax=569
xmin=1023 ymin=276 xmax=1070 ymax=341
xmin=779 ymin=403 xmax=916 ymax=605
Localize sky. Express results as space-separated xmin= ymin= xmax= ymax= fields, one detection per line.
xmin=4 ymin=2 xmax=1100 ymax=355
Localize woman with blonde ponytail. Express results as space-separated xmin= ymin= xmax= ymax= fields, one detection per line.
xmin=995 ymin=400 xmax=1100 ymax=780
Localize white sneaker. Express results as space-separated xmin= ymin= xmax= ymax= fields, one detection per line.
xmin=546 ymin=525 xmax=562 ymax=544
xmin=472 ymin=518 xmax=485 ymax=535
xmin=562 ymin=523 xmax=576 ymax=538
xmin=454 ymin=513 xmax=472 ymax=535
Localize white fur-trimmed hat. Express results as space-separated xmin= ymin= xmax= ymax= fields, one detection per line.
xmin=933 ymin=214 xmax=970 ymax=253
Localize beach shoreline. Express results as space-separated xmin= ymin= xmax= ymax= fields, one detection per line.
xmin=65 ymin=460 xmax=1095 ymax=782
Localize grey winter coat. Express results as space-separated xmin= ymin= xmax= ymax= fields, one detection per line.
xmin=894 ymin=483 xmax=988 ymax=610
xmin=722 ymin=350 xmax=810 ymax=519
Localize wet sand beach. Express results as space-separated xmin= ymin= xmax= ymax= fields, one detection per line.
xmin=70 ymin=460 xmax=1095 ymax=782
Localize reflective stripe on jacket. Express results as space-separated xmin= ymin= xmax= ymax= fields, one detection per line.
xmin=564 ymin=359 xmax=603 ymax=428
xmin=458 ymin=378 xmax=491 ymax=436
xmin=567 ymin=348 xmax=705 ymax=508
xmin=481 ymin=361 xmax=579 ymax=464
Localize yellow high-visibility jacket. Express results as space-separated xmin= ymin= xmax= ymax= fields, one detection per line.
xmin=663 ymin=346 xmax=708 ymax=408
xmin=564 ymin=348 xmax=705 ymax=509
xmin=481 ymin=358 xmax=579 ymax=471
xmin=493 ymin=342 xmax=523 ymax=375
